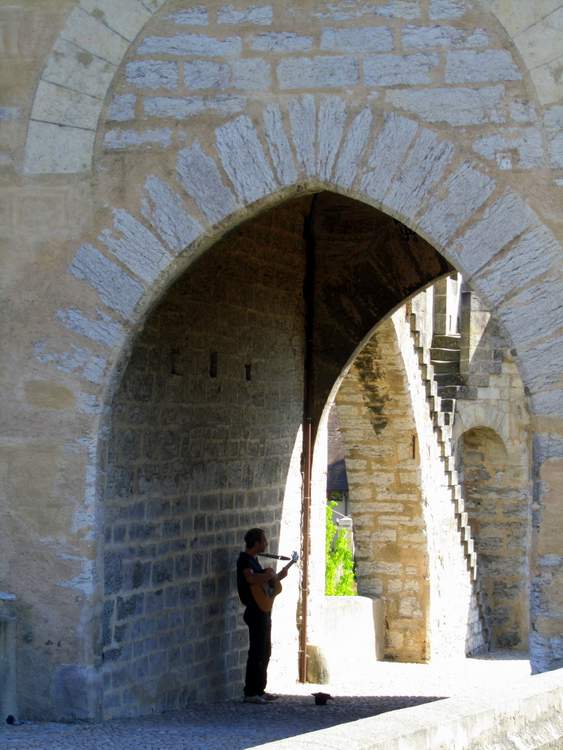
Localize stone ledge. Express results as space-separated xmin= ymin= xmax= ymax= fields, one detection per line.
xmin=250 ymin=668 xmax=563 ymax=749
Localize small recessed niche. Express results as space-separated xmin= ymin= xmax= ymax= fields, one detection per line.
xmin=209 ymin=352 xmax=218 ymax=378
xmin=245 ymin=364 xmax=252 ymax=382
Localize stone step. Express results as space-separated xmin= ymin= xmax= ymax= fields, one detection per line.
xmin=433 ymin=360 xmax=459 ymax=375
xmin=430 ymin=347 xmax=461 ymax=362
xmin=432 ymin=334 xmax=461 ymax=349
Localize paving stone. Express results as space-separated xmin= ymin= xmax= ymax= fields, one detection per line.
xmin=384 ymin=128 xmax=454 ymax=218
xmin=56 ymin=307 xmax=126 ymax=348
xmin=141 ymin=176 xmax=203 ymax=254
xmin=320 ymin=26 xmax=393 ymax=53
xmin=334 ymin=107 xmax=373 ymax=188
xmin=364 ymin=53 xmax=439 ymax=86
xmin=218 ymin=5 xmax=273 ymax=25
xmin=99 ymin=209 xmax=172 ymax=284
xmin=104 ymin=128 xmax=172 ymax=149
xmin=387 ymin=86 xmax=505 ymax=126
xmin=317 ymin=96 xmax=347 ymax=181
xmin=80 ymin=0 xmax=152 ymax=41
xmin=215 ymin=115 xmax=276 ymax=202
xmin=184 ymin=59 xmax=271 ymax=90
xmin=107 ymin=94 xmax=137 ymax=122
xmin=42 ymin=39 xmax=117 ymax=100
xmin=263 ymin=103 xmax=298 ymax=186
xmin=445 ymin=50 xmax=521 ymax=83
xmin=60 ymin=7 xmax=129 ymax=65
xmin=176 ymin=142 xmax=238 ymax=224
xmin=143 ymin=95 xmax=245 ymax=118
xmin=166 ymin=7 xmax=209 ymax=25
xmin=32 ymin=81 xmax=100 ymax=130
xmin=418 ymin=161 xmax=496 ymax=245
xmin=288 ymin=95 xmax=316 ymax=176
xmin=69 ymin=244 xmax=145 ymax=317
xmin=402 ymin=24 xmax=489 ymax=48
xmin=138 ymin=33 xmax=242 ymax=56
xmin=452 ymin=193 xmax=539 ymax=276
xmin=126 ymin=60 xmax=178 ymax=90
xmin=277 ymin=56 xmax=359 ymax=89
xmin=250 ymin=32 xmax=313 ymax=52
xmin=360 ymin=114 xmax=418 ymax=203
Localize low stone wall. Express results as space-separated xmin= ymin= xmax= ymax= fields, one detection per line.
xmin=251 ymin=668 xmax=563 ymax=750
xmin=307 ymin=596 xmax=384 ymax=682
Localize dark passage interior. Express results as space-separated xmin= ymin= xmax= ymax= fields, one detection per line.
xmin=100 ymin=192 xmax=451 ymax=718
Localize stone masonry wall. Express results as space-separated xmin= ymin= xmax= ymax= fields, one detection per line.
xmin=101 ymin=200 xmax=307 ymax=717
xmin=336 ymin=320 xmax=430 ymax=662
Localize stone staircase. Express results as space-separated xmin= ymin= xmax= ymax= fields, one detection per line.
xmin=408 ymin=312 xmax=491 ymax=654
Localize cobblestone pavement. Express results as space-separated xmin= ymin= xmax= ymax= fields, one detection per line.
xmin=0 ymin=652 xmax=530 ymax=750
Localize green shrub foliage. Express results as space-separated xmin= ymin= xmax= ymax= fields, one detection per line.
xmin=325 ymin=501 xmax=357 ymax=596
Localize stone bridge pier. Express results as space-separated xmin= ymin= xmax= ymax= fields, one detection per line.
xmin=1 ymin=0 xmax=562 ymax=722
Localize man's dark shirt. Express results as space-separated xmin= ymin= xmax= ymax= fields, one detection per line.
xmin=237 ymin=551 xmax=264 ymax=608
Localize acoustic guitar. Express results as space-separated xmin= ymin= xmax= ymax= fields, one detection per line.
xmin=250 ymin=551 xmax=299 ymax=613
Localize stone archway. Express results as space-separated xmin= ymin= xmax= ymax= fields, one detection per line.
xmin=2 ymin=0 xmax=563 ymax=722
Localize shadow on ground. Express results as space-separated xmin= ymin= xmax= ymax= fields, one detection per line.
xmin=0 ymin=694 xmax=445 ymax=750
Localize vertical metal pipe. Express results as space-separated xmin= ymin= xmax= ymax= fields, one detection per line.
xmin=299 ymin=196 xmax=317 ymax=683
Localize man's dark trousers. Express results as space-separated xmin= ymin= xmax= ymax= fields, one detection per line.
xmin=243 ymin=606 xmax=271 ymax=696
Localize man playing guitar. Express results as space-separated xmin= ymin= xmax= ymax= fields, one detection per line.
xmin=236 ymin=528 xmax=289 ymax=704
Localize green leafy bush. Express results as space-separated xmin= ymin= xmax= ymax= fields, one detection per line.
xmin=325 ymin=500 xmax=357 ymax=596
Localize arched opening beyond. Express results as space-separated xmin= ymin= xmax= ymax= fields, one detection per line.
xmin=99 ymin=190 xmax=526 ymax=718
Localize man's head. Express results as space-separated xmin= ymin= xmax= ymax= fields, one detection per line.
xmin=244 ymin=528 xmax=267 ymax=553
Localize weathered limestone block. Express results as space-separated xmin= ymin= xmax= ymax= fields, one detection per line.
xmin=361 ymin=114 xmax=418 ymax=202
xmin=126 ymin=61 xmax=178 ymax=89
xmin=107 ymin=95 xmax=136 ymax=122
xmin=288 ymin=95 xmax=316 ymax=176
xmin=473 ymin=225 xmax=561 ymax=307
xmin=215 ymin=115 xmax=276 ymax=203
xmin=79 ymin=0 xmax=152 ymax=41
xmin=104 ymin=128 xmax=172 ymax=150
xmin=167 ymin=8 xmax=209 ymax=26
xmin=69 ymin=245 xmax=144 ymax=317
xmin=42 ymin=39 xmax=116 ymax=99
xmin=473 ymin=128 xmax=544 ymax=170
xmin=55 ymin=308 xmax=126 ymax=348
xmin=402 ymin=24 xmax=489 ymax=48
xmin=176 ymin=142 xmax=237 ymax=224
xmin=387 ymin=86 xmax=505 ymax=125
xmin=263 ymin=104 xmax=298 ymax=186
xmin=310 ymin=0 xmax=420 ymax=20
xmin=317 ymin=96 xmax=347 ymax=181
xmin=31 ymin=81 xmax=100 ymax=130
xmin=143 ymin=95 xmax=245 ymax=118
xmin=184 ymin=59 xmax=271 ymax=90
xmin=277 ymin=56 xmax=359 ymax=89
xmin=99 ymin=209 xmax=172 ymax=284
xmin=141 ymin=177 xmax=202 ymax=254
xmin=453 ymin=193 xmax=538 ymax=276
xmin=364 ymin=53 xmax=439 ymax=86
xmin=218 ymin=5 xmax=273 ymax=25
xmin=34 ymin=341 xmax=107 ymax=385
xmin=60 ymin=7 xmax=129 ymax=65
xmin=496 ymin=278 xmax=563 ymax=351
xmin=384 ymin=128 xmax=454 ymax=218
xmin=25 ymin=122 xmax=95 ymax=174
xmin=445 ymin=50 xmax=521 ymax=83
xmin=320 ymin=26 xmax=393 ymax=52
xmin=138 ymin=33 xmax=242 ymax=57
xmin=333 ymin=107 xmax=373 ymax=188
xmin=418 ymin=162 xmax=496 ymax=245
xmin=250 ymin=32 xmax=313 ymax=52
xmin=429 ymin=0 xmax=468 ymax=19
